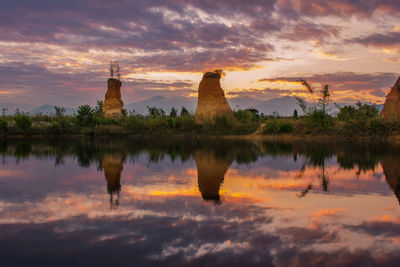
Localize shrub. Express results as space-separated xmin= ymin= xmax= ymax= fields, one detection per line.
xmin=170 ymin=107 xmax=178 ymax=118
xmin=235 ymin=108 xmax=260 ymax=123
xmin=179 ymin=115 xmax=196 ymax=131
xmin=180 ymin=107 xmax=190 ymax=117
xmin=262 ymin=120 xmax=293 ymax=134
xmin=124 ymin=115 xmax=146 ymax=133
xmin=167 ymin=117 xmax=179 ymax=128
xmin=306 ymin=109 xmax=333 ymax=131
xmin=368 ymin=118 xmax=391 ymax=135
xmin=0 ymin=118 xmax=7 ymax=131
xmin=76 ymin=105 xmax=95 ymax=127
xmin=14 ymin=114 xmax=32 ymax=133
xmin=337 ymin=102 xmax=379 ymax=122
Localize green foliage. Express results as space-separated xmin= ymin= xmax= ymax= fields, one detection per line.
xmin=337 ymin=102 xmax=379 ymax=122
xmin=147 ymin=106 xmax=165 ymax=118
xmin=95 ymin=117 xmax=116 ymax=126
xmin=234 ymin=108 xmax=260 ymax=123
xmin=166 ymin=117 xmax=179 ymax=128
xmin=306 ymin=109 xmax=334 ymax=131
xmin=170 ymin=107 xmax=178 ymax=118
xmin=94 ymin=100 xmax=103 ymax=115
xmin=180 ymin=107 xmax=190 ymax=117
xmin=337 ymin=105 xmax=355 ymax=122
xmin=14 ymin=114 xmax=32 ymax=133
xmin=0 ymin=118 xmax=8 ymax=131
xmin=293 ymin=109 xmax=298 ymax=119
xmin=262 ymin=120 xmax=293 ymax=134
xmin=76 ymin=104 xmax=95 ymax=127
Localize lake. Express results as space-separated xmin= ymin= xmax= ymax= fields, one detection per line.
xmin=0 ymin=138 xmax=399 ymax=266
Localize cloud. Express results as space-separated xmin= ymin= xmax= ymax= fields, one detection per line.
xmin=0 ymin=0 xmax=400 ymax=106
xmin=259 ymin=72 xmax=399 ymax=99
xmin=0 ymin=62 xmax=195 ymax=107
xmin=277 ymin=0 xmax=400 ymax=18
xmin=345 ymin=220 xmax=400 ymax=237
xmin=350 ymin=31 xmax=400 ymax=49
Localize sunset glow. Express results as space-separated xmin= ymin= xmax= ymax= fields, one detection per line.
xmin=0 ymin=1 xmax=399 ymax=109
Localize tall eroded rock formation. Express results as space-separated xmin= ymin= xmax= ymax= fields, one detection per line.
xmin=194 ymin=150 xmax=233 ymax=204
xmin=195 ymin=71 xmax=233 ymax=119
xmin=381 ymin=75 xmax=400 ymax=120
xmin=103 ymin=78 xmax=124 ymax=118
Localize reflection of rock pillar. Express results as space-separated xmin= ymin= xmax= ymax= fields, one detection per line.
xmin=102 ymin=154 xmax=124 ymax=208
xmin=381 ymin=158 xmax=400 ymax=205
xmin=194 ymin=150 xmax=233 ymax=204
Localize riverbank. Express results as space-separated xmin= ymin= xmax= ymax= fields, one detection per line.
xmin=1 ymin=107 xmax=400 ymax=142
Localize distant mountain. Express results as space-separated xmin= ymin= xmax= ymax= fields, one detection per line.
xmin=126 ymin=95 xmax=302 ymax=116
xmin=126 ymin=96 xmax=197 ymax=115
xmin=29 ymin=105 xmax=75 ymax=116
xmin=227 ymin=96 xmax=263 ymax=110
xmin=255 ymin=96 xmax=300 ymax=116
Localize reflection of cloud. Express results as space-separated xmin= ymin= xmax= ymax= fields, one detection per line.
xmin=345 ymin=220 xmax=400 ymax=237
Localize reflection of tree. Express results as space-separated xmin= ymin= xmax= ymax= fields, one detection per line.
xmin=381 ymin=157 xmax=400 ymax=205
xmin=194 ymin=150 xmax=233 ymax=204
xmin=102 ymin=154 xmax=124 ymax=209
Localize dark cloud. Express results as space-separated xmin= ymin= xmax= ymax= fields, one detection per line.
xmin=277 ymin=0 xmax=400 ymax=18
xmin=278 ymin=226 xmax=340 ymax=245
xmin=350 ymin=31 xmax=400 ymax=49
xmin=259 ymin=72 xmax=399 ymax=94
xmin=276 ymin=248 xmax=400 ymax=267
xmin=279 ymin=22 xmax=340 ymax=42
xmin=345 ymin=220 xmax=400 ymax=237
xmin=0 ymin=62 xmax=194 ymax=107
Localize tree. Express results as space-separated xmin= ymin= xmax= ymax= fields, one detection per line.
xmin=94 ymin=100 xmax=103 ymax=115
xmin=180 ymin=107 xmax=189 ymax=117
xmin=293 ymin=109 xmax=298 ymax=119
xmin=14 ymin=114 xmax=32 ymax=133
xmin=109 ymin=61 xmax=121 ymax=80
xmin=54 ymin=106 xmax=65 ymax=117
xmin=170 ymin=107 xmax=178 ymax=118
xmin=109 ymin=62 xmax=114 ymax=78
xmin=76 ymin=105 xmax=95 ymax=127
xmin=297 ymin=79 xmax=332 ymax=115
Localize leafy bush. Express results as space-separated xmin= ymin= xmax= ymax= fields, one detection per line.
xmin=76 ymin=105 xmax=95 ymax=127
xmin=14 ymin=114 xmax=32 ymax=133
xmin=337 ymin=102 xmax=379 ymax=122
xmin=369 ymin=118 xmax=390 ymax=135
xmin=167 ymin=117 xmax=179 ymax=128
xmin=235 ymin=108 xmax=260 ymax=123
xmin=306 ymin=109 xmax=333 ymax=131
xmin=180 ymin=107 xmax=190 ymax=117
xmin=262 ymin=120 xmax=293 ymax=134
xmin=94 ymin=117 xmax=117 ymax=126
xmin=170 ymin=107 xmax=178 ymax=118
xmin=0 ymin=118 xmax=8 ymax=131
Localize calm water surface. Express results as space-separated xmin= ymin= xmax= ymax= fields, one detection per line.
xmin=0 ymin=138 xmax=399 ymax=266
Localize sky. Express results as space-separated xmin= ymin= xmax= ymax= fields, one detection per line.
xmin=0 ymin=0 xmax=400 ymax=110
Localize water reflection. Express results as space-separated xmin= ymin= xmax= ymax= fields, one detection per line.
xmin=102 ymin=153 xmax=124 ymax=209
xmin=1 ymin=138 xmax=400 ymax=266
xmin=195 ymin=150 xmax=233 ymax=204
xmin=381 ymin=157 xmax=400 ymax=205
